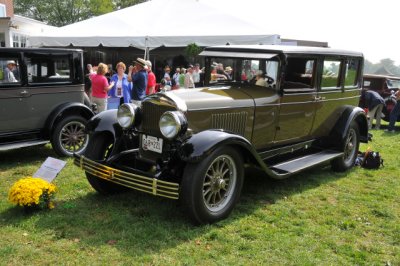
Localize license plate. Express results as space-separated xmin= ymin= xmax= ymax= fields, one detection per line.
xmin=142 ymin=135 xmax=163 ymax=154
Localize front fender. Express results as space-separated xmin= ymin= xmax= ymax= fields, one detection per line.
xmin=331 ymin=106 xmax=368 ymax=143
xmin=86 ymin=109 xmax=122 ymax=140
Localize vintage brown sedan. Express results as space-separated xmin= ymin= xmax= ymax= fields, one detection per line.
xmin=74 ymin=45 xmax=368 ymax=224
xmin=360 ymin=74 xmax=400 ymax=121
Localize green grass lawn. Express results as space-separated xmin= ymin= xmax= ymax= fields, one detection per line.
xmin=1 ymin=129 xmax=399 ymax=265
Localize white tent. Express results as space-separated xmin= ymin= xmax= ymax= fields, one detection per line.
xmin=29 ymin=0 xmax=280 ymax=50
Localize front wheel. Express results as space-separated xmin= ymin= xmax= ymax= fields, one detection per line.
xmin=331 ymin=121 xmax=360 ymax=172
xmin=51 ymin=115 xmax=89 ymax=157
xmin=180 ymin=146 xmax=244 ymax=224
xmin=84 ymin=133 xmax=126 ymax=194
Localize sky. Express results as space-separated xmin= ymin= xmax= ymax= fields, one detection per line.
xmin=200 ymin=0 xmax=398 ymax=64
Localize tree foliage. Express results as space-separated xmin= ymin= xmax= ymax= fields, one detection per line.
xmin=364 ymin=58 xmax=400 ymax=76
xmin=14 ymin=0 xmax=148 ymax=27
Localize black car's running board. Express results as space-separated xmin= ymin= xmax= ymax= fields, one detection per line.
xmin=0 ymin=140 xmax=49 ymax=151
xmin=269 ymin=150 xmax=343 ymax=178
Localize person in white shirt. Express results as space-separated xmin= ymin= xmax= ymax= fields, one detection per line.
xmin=184 ymin=65 xmax=195 ymax=89
xmin=4 ymin=60 xmax=18 ymax=82
xmin=192 ymin=63 xmax=202 ymax=87
xmin=255 ymin=70 xmax=267 ymax=87
xmin=172 ymin=67 xmax=180 ymax=89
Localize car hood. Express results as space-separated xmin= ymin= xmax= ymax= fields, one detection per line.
xmin=163 ymin=86 xmax=254 ymax=111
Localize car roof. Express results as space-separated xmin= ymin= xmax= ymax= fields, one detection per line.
xmin=202 ymin=44 xmax=363 ymax=58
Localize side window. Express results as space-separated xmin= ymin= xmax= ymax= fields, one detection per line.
xmin=282 ymin=58 xmax=315 ymax=90
xmin=26 ymin=55 xmax=72 ymax=84
xmin=241 ymin=60 xmax=259 ymax=82
xmin=0 ymin=58 xmax=21 ymax=85
xmin=321 ymin=59 xmax=341 ymax=90
xmin=344 ymin=59 xmax=360 ymax=88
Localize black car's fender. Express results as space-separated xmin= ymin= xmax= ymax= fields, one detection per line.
xmin=43 ymin=102 xmax=94 ymax=138
xmin=331 ymin=106 xmax=368 ymax=143
xmin=85 ymin=109 xmax=122 ymax=140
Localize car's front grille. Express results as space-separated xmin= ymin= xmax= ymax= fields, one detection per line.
xmin=211 ymin=112 xmax=248 ymax=136
xmin=140 ymin=100 xmax=176 ymax=137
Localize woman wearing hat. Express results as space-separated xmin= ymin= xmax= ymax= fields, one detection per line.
xmin=90 ymin=63 xmax=115 ymax=112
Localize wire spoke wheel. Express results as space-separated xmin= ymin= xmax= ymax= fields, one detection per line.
xmin=202 ymin=154 xmax=237 ymax=212
xmin=58 ymin=121 xmax=88 ymax=154
xmin=343 ymin=127 xmax=357 ymax=165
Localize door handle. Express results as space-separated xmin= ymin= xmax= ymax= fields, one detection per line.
xmin=314 ymin=96 xmax=326 ymax=101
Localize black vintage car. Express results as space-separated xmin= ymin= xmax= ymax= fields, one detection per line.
xmin=0 ymin=48 xmax=94 ymax=156
xmin=74 ymin=45 xmax=368 ymax=224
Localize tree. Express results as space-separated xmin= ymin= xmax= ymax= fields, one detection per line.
xmin=14 ymin=0 xmax=148 ymax=27
xmin=185 ymin=43 xmax=202 ymax=64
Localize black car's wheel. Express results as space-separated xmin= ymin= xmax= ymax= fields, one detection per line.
xmin=180 ymin=146 xmax=244 ymax=224
xmin=84 ymin=133 xmax=126 ymax=194
xmin=51 ymin=115 xmax=89 ymax=157
xmin=331 ymin=121 xmax=360 ymax=172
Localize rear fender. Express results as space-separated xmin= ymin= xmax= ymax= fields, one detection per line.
xmin=331 ymin=106 xmax=368 ymax=143
xmin=43 ymin=102 xmax=94 ymax=138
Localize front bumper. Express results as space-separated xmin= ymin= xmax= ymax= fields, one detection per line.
xmin=73 ymin=155 xmax=180 ymax=199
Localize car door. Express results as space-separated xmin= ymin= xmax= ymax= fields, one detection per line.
xmin=274 ymin=56 xmax=318 ymax=143
xmin=23 ymin=52 xmax=82 ymax=129
xmin=311 ymin=57 xmax=362 ymax=137
xmin=0 ymin=55 xmax=31 ymax=133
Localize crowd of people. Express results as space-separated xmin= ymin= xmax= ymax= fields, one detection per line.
xmin=85 ymin=58 xmax=204 ymax=112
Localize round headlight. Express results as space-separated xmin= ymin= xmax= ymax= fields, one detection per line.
xmin=159 ymin=111 xmax=187 ymax=140
xmin=117 ymin=103 xmax=137 ymax=129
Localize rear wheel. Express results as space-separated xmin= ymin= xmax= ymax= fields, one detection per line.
xmin=180 ymin=146 xmax=244 ymax=224
xmin=85 ymin=133 xmax=126 ymax=194
xmin=331 ymin=121 xmax=360 ymax=172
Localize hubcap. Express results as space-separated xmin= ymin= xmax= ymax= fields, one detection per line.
xmin=203 ymin=155 xmax=237 ymax=212
xmin=59 ymin=121 xmax=89 ymax=155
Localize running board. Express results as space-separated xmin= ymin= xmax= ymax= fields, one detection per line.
xmin=0 ymin=140 xmax=49 ymax=151
xmin=270 ymin=150 xmax=343 ymax=176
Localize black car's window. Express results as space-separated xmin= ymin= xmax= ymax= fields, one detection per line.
xmin=387 ymin=79 xmax=400 ymax=89
xmin=344 ymin=59 xmax=360 ymax=88
xmin=282 ymin=58 xmax=315 ymax=91
xmin=25 ymin=54 xmax=73 ymax=84
xmin=321 ymin=59 xmax=341 ymax=90
xmin=0 ymin=58 xmax=21 ymax=85
xmin=208 ymin=57 xmax=278 ymax=88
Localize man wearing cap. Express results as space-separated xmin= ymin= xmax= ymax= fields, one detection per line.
xmin=145 ymin=60 xmax=156 ymax=95
xmin=5 ymin=60 xmax=18 ymax=82
xmin=128 ymin=58 xmax=148 ymax=101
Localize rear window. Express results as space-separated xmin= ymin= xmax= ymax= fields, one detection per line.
xmin=26 ymin=54 xmax=73 ymax=84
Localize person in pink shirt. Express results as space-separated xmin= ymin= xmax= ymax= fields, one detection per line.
xmin=90 ymin=63 xmax=115 ymax=112
xmin=145 ymin=60 xmax=156 ymax=95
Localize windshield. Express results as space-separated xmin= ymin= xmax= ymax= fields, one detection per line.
xmin=206 ymin=57 xmax=279 ymax=88
xmin=386 ymin=79 xmax=400 ymax=89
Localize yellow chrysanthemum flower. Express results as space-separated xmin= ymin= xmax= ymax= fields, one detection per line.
xmin=8 ymin=177 xmax=57 ymax=209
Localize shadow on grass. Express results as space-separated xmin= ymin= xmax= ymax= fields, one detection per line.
xmin=0 ymin=144 xmax=58 ymax=171
xmin=0 ymin=161 xmax=351 ymax=258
